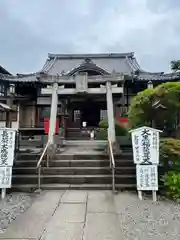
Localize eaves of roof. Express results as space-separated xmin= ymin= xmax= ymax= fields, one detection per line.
xmin=48 ymin=52 xmax=134 ymax=60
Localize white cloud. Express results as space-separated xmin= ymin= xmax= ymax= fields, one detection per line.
xmin=0 ymin=0 xmax=179 ymax=73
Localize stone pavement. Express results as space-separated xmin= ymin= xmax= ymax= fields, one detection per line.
xmin=1 ymin=190 xmax=180 ymax=240
xmin=0 ymin=190 xmax=123 ymax=240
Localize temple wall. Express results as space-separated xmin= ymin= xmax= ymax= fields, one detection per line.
xmin=19 ymin=105 xmax=36 ymax=127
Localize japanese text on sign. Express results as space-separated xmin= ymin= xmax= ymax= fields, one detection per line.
xmin=130 ymin=127 xmax=161 ymax=164
xmin=136 ymin=165 xmax=158 ymax=191
xmin=0 ymin=167 xmax=12 ymax=188
xmin=0 ymin=129 xmax=16 ymax=166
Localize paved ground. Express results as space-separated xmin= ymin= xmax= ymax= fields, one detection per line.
xmin=0 ymin=190 xmax=180 ymax=240
xmin=0 ymin=193 xmax=34 ymax=233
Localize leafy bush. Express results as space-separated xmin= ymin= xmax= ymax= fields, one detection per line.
xmin=115 ymin=124 xmax=128 ymax=136
xmin=128 ymin=82 xmax=180 ymax=135
xmin=128 ymin=88 xmax=154 ymax=128
xmin=99 ymin=120 xmax=108 ymax=129
xmin=95 ymin=128 xmax=107 ymax=140
xmin=98 ymin=120 xmax=128 ymax=136
xmin=160 ymin=138 xmax=180 ymax=199
xmin=161 ymin=172 xmax=180 ymax=199
xmin=160 ymin=138 xmax=180 ymax=170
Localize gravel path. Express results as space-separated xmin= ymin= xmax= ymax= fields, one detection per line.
xmin=0 ymin=193 xmax=34 ymax=233
xmin=115 ymin=193 xmax=180 ymax=240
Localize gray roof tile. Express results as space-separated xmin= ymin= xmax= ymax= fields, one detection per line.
xmin=0 ymin=52 xmax=180 ymax=83
xmin=41 ymin=52 xmax=136 ymax=75
xmin=136 ymin=71 xmax=180 ymax=81
xmin=0 ymin=65 xmax=11 ymax=75
xmin=0 ymin=73 xmax=38 ymax=82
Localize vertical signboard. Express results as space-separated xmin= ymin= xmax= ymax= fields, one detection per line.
xmin=130 ymin=126 xmax=162 ymax=201
xmin=0 ymin=128 xmax=16 ymax=198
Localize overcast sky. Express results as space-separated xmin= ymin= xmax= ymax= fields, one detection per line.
xmin=0 ymin=0 xmax=180 ymax=74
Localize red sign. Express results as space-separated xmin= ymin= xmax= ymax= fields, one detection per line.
xmin=44 ymin=118 xmax=59 ymax=134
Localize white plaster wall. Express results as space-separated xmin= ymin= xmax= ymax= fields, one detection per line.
xmin=12 ymin=121 xmax=18 ymax=129
xmin=0 ymin=122 xmax=6 ymax=128
xmin=0 ymin=121 xmax=18 ymax=129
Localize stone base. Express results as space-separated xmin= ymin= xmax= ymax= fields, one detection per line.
xmin=112 ymin=141 xmax=122 ymax=154
xmin=106 ymin=141 xmax=122 ymax=154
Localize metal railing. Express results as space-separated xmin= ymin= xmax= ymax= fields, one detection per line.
xmin=107 ymin=128 xmax=116 ymax=193
xmin=36 ymin=140 xmax=51 ymax=190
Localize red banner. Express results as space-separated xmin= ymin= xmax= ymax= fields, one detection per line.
xmin=119 ymin=117 xmax=128 ymax=123
xmin=44 ymin=118 xmax=59 ymax=134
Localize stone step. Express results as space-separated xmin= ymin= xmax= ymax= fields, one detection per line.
xmin=12 ymin=174 xmax=136 ymax=185
xmin=17 ymin=152 xmax=133 ymax=161
xmin=13 ymin=166 xmax=136 ymax=175
xmin=14 ymin=159 xmax=134 ymax=168
xmin=11 ymin=183 xmax=137 ymax=192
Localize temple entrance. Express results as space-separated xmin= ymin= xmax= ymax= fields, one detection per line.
xmin=81 ymin=99 xmax=100 ymax=127
xmin=67 ymin=96 xmax=107 ymax=130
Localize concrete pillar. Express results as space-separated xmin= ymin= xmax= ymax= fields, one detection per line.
xmin=106 ymin=81 xmax=116 ymax=143
xmin=48 ymin=82 xmax=58 ymax=144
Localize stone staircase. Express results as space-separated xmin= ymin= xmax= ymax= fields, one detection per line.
xmin=66 ymin=128 xmax=90 ymax=140
xmin=12 ymin=141 xmax=136 ymax=191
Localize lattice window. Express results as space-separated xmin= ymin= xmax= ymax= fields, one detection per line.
xmin=0 ymin=84 xmax=5 ymax=96
xmin=100 ymin=110 xmax=107 ymax=121
xmin=73 ymin=110 xmax=80 ymax=122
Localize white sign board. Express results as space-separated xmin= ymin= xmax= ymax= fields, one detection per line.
xmin=0 ymin=167 xmax=12 ymax=188
xmin=136 ymin=165 xmax=158 ymax=191
xmin=82 ymin=122 xmax=87 ymax=127
xmin=130 ymin=126 xmax=162 ymax=164
xmin=0 ymin=128 xmax=16 ymax=166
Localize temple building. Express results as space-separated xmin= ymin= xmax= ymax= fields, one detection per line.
xmin=0 ymin=52 xmax=179 ymax=138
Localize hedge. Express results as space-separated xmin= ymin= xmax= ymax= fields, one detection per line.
xmin=160 ymin=138 xmax=180 ymax=199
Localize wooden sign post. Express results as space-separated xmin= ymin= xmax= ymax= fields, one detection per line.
xmin=129 ymin=126 xmax=162 ymax=201
xmin=0 ymin=128 xmax=16 ymax=199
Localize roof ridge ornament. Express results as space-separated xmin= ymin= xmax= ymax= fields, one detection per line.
xmin=84 ymin=58 xmax=92 ymax=64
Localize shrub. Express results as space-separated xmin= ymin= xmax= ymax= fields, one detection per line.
xmin=115 ymin=124 xmax=128 ymax=136
xmin=128 ymin=88 xmax=154 ymax=128
xmin=161 ymin=172 xmax=180 ymax=199
xmin=99 ymin=120 xmax=108 ymax=129
xmin=95 ymin=128 xmax=107 ymax=140
xmin=98 ymin=120 xmax=128 ymax=136
xmin=160 ymin=138 xmax=180 ymax=170
xmin=160 ymin=138 xmax=180 ymax=199
xmin=128 ymin=82 xmax=180 ymax=135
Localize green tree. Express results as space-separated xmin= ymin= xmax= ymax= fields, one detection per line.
xmin=171 ymin=60 xmax=180 ymax=72
xmin=128 ymin=82 xmax=180 ymax=136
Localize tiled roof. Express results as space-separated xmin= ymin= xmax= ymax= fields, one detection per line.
xmin=0 ymin=73 xmax=39 ymax=82
xmin=0 ymin=52 xmax=180 ymax=83
xmin=0 ymin=65 xmax=11 ymax=75
xmin=41 ymin=52 xmax=138 ymax=75
xmin=135 ymin=71 xmax=180 ymax=81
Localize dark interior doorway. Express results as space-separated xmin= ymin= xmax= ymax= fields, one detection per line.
xmin=81 ymin=99 xmax=100 ymax=127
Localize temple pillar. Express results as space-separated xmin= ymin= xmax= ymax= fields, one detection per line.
xmin=48 ymin=82 xmax=58 ymax=144
xmin=106 ymin=81 xmax=116 ymax=143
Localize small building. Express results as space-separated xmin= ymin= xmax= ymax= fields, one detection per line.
xmin=0 ymin=52 xmax=179 ymax=138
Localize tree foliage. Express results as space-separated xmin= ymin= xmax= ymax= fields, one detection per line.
xmin=171 ymin=60 xmax=180 ymax=72
xmin=128 ymin=82 xmax=180 ymax=135
xmin=160 ymin=138 xmax=180 ymax=199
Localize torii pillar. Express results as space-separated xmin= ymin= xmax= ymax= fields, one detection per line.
xmin=106 ymin=81 xmax=116 ymax=143
xmin=48 ymin=82 xmax=58 ymax=144
xmin=106 ymin=81 xmax=120 ymax=152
